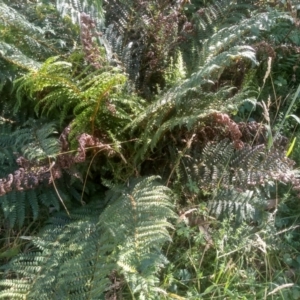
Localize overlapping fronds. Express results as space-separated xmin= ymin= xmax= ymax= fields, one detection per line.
xmin=129 ymin=46 xmax=258 ymax=163
xmin=0 ymin=176 xmax=176 ymax=299
xmin=0 ymin=2 xmax=43 ymax=73
xmin=0 ymin=119 xmax=119 ymax=228
xmin=183 ymin=138 xmax=300 ymax=223
xmin=0 ymin=1 xmax=78 ymax=78
xmin=14 ymin=56 xmax=142 ymax=139
xmin=0 ymin=119 xmax=59 ymax=175
xmin=198 ymin=139 xmax=297 ymax=191
xmin=0 ymin=1 xmax=299 ymax=298
xmin=181 ymin=0 xmax=255 ymax=74
xmin=128 ymin=10 xmax=294 ymax=163
xmin=0 ymin=119 xmax=60 ymax=227
xmin=56 ymin=0 xmax=104 ymax=28
xmin=102 ymin=0 xmax=186 ymax=96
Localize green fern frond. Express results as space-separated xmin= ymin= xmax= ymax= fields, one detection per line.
xmin=181 ymin=0 xmax=255 ymax=74
xmin=182 ymin=137 xmax=297 ymax=223
xmin=0 ymin=42 xmax=41 ymax=71
xmin=0 ymin=185 xmax=61 ymax=228
xmin=13 ymin=119 xmax=59 ymax=162
xmin=0 ymin=1 xmax=77 ymax=81
xmin=0 ymin=118 xmax=60 ymax=179
xmin=0 ymin=176 xmax=176 ymax=299
xmin=0 ymin=123 xmax=17 ymax=176
xmin=0 ymin=2 xmax=44 ymax=37
xmin=14 ymin=57 xmax=138 ymax=140
xmin=208 ymin=189 xmax=265 ymax=223
xmin=128 ymin=10 xmax=294 ymax=163
xmin=56 ymin=0 xmax=104 ymax=27
xmin=199 ymin=139 xmax=295 ymax=191
xmin=0 ymin=119 xmax=61 ymax=227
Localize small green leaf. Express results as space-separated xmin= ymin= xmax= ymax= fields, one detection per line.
xmin=286 ymin=137 xmax=296 ymax=157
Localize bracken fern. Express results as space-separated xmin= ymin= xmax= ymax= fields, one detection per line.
xmin=0 ymin=176 xmax=176 ymax=299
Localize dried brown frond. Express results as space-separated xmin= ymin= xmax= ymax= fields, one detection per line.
xmin=0 ymin=128 xmax=116 ymax=197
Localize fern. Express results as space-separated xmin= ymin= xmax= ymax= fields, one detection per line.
xmin=208 ymin=189 xmax=266 ymax=224
xmin=0 ymin=176 xmax=176 ymax=299
xmin=196 ymin=139 xmax=297 ymax=191
xmin=0 ymin=119 xmax=61 ymax=227
xmin=0 ymin=184 xmax=63 ymax=228
xmin=128 ymin=10 xmax=294 ymax=163
xmin=13 ymin=56 xmax=143 ymax=141
xmin=0 ymin=118 xmax=59 ymax=166
xmin=0 ymin=122 xmax=18 ymax=177
xmin=182 ymin=138 xmax=300 ymax=223
xmin=14 ymin=119 xmax=59 ymax=162
xmin=102 ymin=0 xmax=189 ymax=97
xmin=0 ymin=119 xmax=108 ymax=228
xmin=0 ymin=42 xmax=41 ymax=71
xmin=0 ymin=1 xmax=78 ymax=83
xmin=181 ymin=0 xmax=255 ymax=74
xmin=56 ymin=0 xmax=104 ymax=27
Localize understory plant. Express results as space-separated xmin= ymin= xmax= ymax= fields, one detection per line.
xmin=0 ymin=0 xmax=300 ymax=299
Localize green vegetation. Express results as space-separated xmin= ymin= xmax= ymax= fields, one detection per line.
xmin=0 ymin=0 xmax=300 ymax=299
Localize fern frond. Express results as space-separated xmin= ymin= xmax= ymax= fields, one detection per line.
xmin=14 ymin=57 xmax=137 ymax=139
xmin=56 ymin=0 xmax=104 ymax=28
xmin=0 ymin=185 xmax=60 ymax=228
xmin=13 ymin=119 xmax=59 ymax=162
xmin=0 ymin=123 xmax=18 ymax=177
xmin=128 ymin=10 xmax=294 ymax=163
xmin=0 ymin=176 xmax=176 ymax=299
xmin=0 ymin=42 xmax=41 ymax=71
xmin=199 ymin=139 xmax=296 ymax=191
xmin=0 ymin=122 xmax=116 ymax=227
xmin=208 ymin=189 xmax=265 ymax=223
xmin=180 ymin=0 xmax=255 ymax=74
xmin=0 ymin=1 xmax=78 ymax=81
xmin=0 ymin=2 xmax=44 ymax=37
xmin=0 ymin=118 xmax=60 ymax=184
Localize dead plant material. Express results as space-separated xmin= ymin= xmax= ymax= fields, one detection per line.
xmin=0 ymin=128 xmax=115 ymax=197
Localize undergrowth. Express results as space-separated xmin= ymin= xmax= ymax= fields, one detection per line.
xmin=0 ymin=0 xmax=300 ymax=299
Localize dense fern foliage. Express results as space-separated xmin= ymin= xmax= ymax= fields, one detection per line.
xmin=14 ymin=56 xmax=136 ymax=135
xmin=0 ymin=1 xmax=78 ymax=81
xmin=128 ymin=9 xmax=298 ymax=164
xmin=1 ymin=0 xmax=300 ymax=299
xmin=0 ymin=177 xmax=175 ymax=299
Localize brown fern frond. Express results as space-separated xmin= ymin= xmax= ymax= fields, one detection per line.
xmin=0 ymin=129 xmax=115 ymax=197
xmin=80 ymin=12 xmax=104 ymax=69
